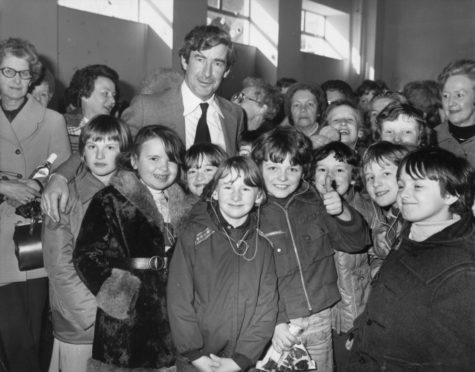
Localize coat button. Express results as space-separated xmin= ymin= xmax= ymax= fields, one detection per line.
xmin=359 ymin=357 xmax=366 ymax=364
xmin=366 ymin=319 xmax=373 ymax=326
xmin=15 ymin=149 xmax=21 ymax=155
xmin=277 ymin=248 xmax=282 ymax=253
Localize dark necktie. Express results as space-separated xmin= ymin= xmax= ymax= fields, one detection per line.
xmin=194 ymin=102 xmax=211 ymax=144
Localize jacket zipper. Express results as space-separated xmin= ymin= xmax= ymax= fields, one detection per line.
xmin=273 ymin=183 xmax=313 ymax=312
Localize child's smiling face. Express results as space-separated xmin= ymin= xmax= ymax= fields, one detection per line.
xmin=132 ymin=137 xmax=178 ymax=191
xmin=213 ymin=169 xmax=261 ymax=227
xmin=364 ymin=158 xmax=399 ymax=208
xmin=186 ymin=155 xmax=218 ymax=196
xmin=314 ymin=153 xmax=352 ymax=196
xmin=397 ymin=169 xmax=456 ymax=223
xmin=261 ymin=155 xmax=303 ymax=199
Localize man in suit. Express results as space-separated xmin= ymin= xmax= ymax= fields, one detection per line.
xmin=41 ymin=25 xmax=244 ymax=222
xmin=122 ymin=24 xmax=244 ymax=154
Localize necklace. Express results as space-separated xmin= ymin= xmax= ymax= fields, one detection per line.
xmin=211 ymin=203 xmax=259 ymax=262
xmin=223 ymin=228 xmax=258 ymax=261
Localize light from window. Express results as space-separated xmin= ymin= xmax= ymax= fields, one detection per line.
xmin=222 ymin=0 xmax=249 ymax=17
xmin=300 ymin=1 xmax=349 ymax=61
xmin=58 ymin=0 xmax=173 ymax=48
xmin=207 ymin=0 xmax=250 ymax=44
xmin=303 ymin=10 xmax=325 ymax=38
xmin=207 ymin=11 xmax=249 ymax=44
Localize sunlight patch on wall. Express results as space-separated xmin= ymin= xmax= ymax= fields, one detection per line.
xmin=250 ymin=1 xmax=278 ymax=67
xmin=351 ymin=46 xmax=361 ymax=74
xmin=58 ymin=0 xmax=173 ymax=48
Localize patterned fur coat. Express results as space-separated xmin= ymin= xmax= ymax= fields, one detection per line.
xmin=73 ymin=169 xmax=192 ymax=371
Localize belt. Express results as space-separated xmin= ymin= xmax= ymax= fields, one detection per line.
xmin=129 ymin=256 xmax=166 ymax=271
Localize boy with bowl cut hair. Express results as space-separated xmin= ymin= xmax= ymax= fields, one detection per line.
xmin=252 ymin=127 xmax=370 ymax=372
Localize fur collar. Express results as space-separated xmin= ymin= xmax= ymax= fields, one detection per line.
xmin=110 ymin=169 xmax=190 ymax=231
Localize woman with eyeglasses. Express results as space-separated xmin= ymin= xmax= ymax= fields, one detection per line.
xmin=0 ymin=37 xmax=71 ymax=371
xmin=231 ymin=77 xmax=282 ymax=132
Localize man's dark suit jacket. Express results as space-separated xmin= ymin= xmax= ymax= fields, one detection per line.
xmin=122 ymin=83 xmax=245 ymax=155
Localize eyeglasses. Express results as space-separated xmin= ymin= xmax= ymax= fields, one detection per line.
xmin=231 ymin=92 xmax=262 ymax=105
xmin=0 ymin=67 xmax=33 ymax=80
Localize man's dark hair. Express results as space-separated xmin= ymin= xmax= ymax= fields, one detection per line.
xmin=178 ymin=25 xmax=235 ymax=70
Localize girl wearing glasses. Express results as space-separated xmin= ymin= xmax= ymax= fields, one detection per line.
xmin=0 ymin=37 xmax=71 ymax=371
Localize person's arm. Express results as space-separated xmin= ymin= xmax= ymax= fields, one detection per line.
xmin=0 ymin=179 xmax=40 ymax=206
xmin=322 ymin=196 xmax=371 ymax=254
xmin=167 ymin=232 xmax=206 ymax=363
xmin=42 ymin=201 xmax=96 ymax=330
xmin=41 ymin=154 xmax=81 ymax=222
xmin=432 ymin=268 xmax=475 ymax=366
xmin=120 ymin=94 xmax=145 ymax=137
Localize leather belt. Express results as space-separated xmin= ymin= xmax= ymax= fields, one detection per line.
xmin=129 ymin=256 xmax=166 ymax=271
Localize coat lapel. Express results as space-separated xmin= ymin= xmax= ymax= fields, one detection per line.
xmin=0 ymin=96 xmax=44 ymax=147
xmin=111 ymin=170 xmax=165 ymax=232
xmin=167 ymin=85 xmax=186 ymax=141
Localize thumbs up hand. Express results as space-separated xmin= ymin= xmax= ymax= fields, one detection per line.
xmin=321 ymin=175 xmax=343 ymax=216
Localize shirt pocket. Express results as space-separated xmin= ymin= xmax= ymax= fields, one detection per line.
xmin=298 ymin=221 xmax=333 ymax=267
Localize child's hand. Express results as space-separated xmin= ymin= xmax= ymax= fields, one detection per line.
xmin=321 ymin=175 xmax=343 ymax=216
xmin=209 ymin=355 xmax=240 ymax=372
xmin=372 ymin=226 xmax=392 ymax=258
xmin=192 ymin=355 xmax=220 ymax=372
xmin=272 ymin=323 xmax=299 ymax=353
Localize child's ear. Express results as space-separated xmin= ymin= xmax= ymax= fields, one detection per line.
xmin=358 ymin=128 xmax=364 ymax=139
xmin=212 ymin=190 xmax=218 ymax=201
xmin=444 ymin=193 xmax=459 ymax=206
xmin=255 ymin=191 xmax=264 ymax=205
xmin=130 ymin=154 xmax=138 ymax=170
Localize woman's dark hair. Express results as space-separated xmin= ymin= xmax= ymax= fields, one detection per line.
xmin=65 ymin=64 xmax=119 ymax=109
xmin=355 ymin=79 xmax=385 ymax=98
xmin=178 ymin=25 xmax=235 ymax=70
xmin=312 ymin=141 xmax=362 ymax=191
xmin=397 ymin=147 xmax=475 ymax=214
xmin=184 ymin=143 xmax=227 ymax=172
xmin=276 ymin=77 xmax=297 ymax=90
xmin=79 ymin=115 xmax=132 ymax=155
xmin=251 ymin=126 xmax=313 ymax=180
xmin=203 ymin=155 xmax=266 ymax=204
xmin=0 ymin=37 xmax=42 ymax=82
xmin=284 ymin=82 xmax=327 ymax=125
xmin=321 ymin=79 xmax=356 ymax=104
xmin=119 ymin=125 xmax=185 ymax=173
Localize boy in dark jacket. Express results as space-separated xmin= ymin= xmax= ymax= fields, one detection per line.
xmin=252 ymin=127 xmax=371 ymax=372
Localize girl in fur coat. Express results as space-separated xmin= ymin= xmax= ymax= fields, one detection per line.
xmin=74 ymin=125 xmax=192 ymax=371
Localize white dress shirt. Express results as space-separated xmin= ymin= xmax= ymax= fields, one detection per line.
xmin=181 ymin=82 xmax=226 ymax=151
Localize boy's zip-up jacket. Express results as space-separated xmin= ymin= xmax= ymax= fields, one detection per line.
xmin=259 ymin=181 xmax=371 ymax=323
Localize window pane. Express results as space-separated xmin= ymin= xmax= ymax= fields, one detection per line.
xmin=301 ymin=10 xmax=304 ymax=31
xmin=207 ymin=10 xmax=249 ymax=44
xmin=301 ymin=34 xmax=342 ymax=60
xmin=207 ymin=0 xmax=220 ymax=9
xmin=305 ymin=11 xmax=325 ymax=37
xmin=222 ymin=0 xmax=249 ymax=16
